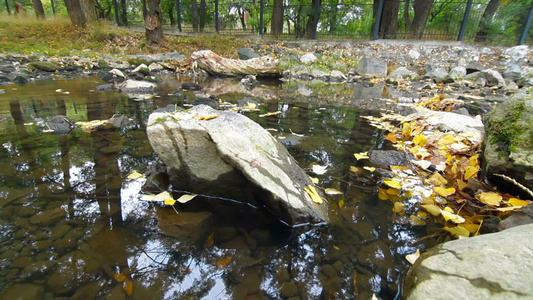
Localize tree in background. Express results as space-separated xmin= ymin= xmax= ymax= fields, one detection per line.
xmin=191 ymin=0 xmax=198 ymax=31
xmin=374 ymin=0 xmax=400 ymax=39
xmin=475 ymin=0 xmax=501 ymax=42
xmin=145 ymin=0 xmax=163 ymax=43
xmin=33 ymin=0 xmax=46 ymax=18
xmin=199 ymin=0 xmax=206 ymax=31
xmin=65 ymin=0 xmax=98 ymax=27
xmin=411 ymin=0 xmax=433 ymax=39
xmin=120 ymin=0 xmax=128 ymax=25
xmin=271 ymin=0 xmax=283 ymax=36
xmin=305 ymin=0 xmax=320 ymax=39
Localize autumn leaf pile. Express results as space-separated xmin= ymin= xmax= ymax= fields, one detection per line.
xmin=360 ymin=98 xmax=531 ymax=239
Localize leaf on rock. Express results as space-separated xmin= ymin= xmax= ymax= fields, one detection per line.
xmin=405 ymin=249 xmax=420 ymax=264
xmin=427 ymin=173 xmax=448 ymax=186
xmin=353 ymin=152 xmax=369 ymax=160
xmin=310 ymin=177 xmax=319 ymax=184
xmin=393 ymin=202 xmax=406 ymax=214
xmin=509 ymin=198 xmax=529 ymax=207
xmin=438 ymin=134 xmax=455 ymax=146
xmin=444 ymin=226 xmax=470 ymax=238
xmin=311 ymin=164 xmax=328 ymax=175
xmin=434 ymin=186 xmax=455 ymax=197
xmin=464 ymin=166 xmax=479 ymax=180
xmin=383 ymin=180 xmax=402 ymax=189
xmin=216 ymin=256 xmax=233 ymax=270
xmin=476 ymin=192 xmax=502 ymax=206
xmin=411 ymin=159 xmax=432 ymax=170
xmin=305 ymin=185 xmax=323 ymax=204
xmin=421 ymin=204 xmax=441 ymax=216
xmin=127 ymin=171 xmax=145 ymax=179
xmin=114 ymin=273 xmax=126 ymax=282
xmin=459 ymin=222 xmax=481 ymax=233
xmin=440 ymin=207 xmax=465 ymax=223
xmin=325 ymin=188 xmax=343 ymax=195
xmin=412 ymin=135 xmax=427 ymax=146
xmin=177 ymin=194 xmax=196 ymax=203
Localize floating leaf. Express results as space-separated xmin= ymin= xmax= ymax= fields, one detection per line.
xmin=378 ymin=187 xmax=389 ymax=200
xmin=444 ymin=226 xmax=470 ymax=237
xmin=164 ymin=199 xmax=176 ymax=205
xmin=476 ymin=192 xmax=502 ymax=206
xmin=310 ymin=177 xmax=319 ymax=184
xmin=440 ymin=208 xmax=465 ymax=223
xmin=177 ymin=194 xmax=196 ymax=204
xmin=337 ymin=200 xmax=345 ymax=208
xmin=325 ymin=188 xmax=343 ymax=195
xmin=353 ymin=152 xmax=369 ymax=160
xmin=405 ymin=249 xmax=420 ymax=264
xmin=216 ymin=256 xmax=233 ymax=270
xmin=421 ymin=204 xmax=441 ymax=216
xmin=153 ymin=191 xmax=174 ymax=202
xmin=393 ymin=202 xmax=406 ymax=214
xmin=114 ymin=273 xmax=126 ymax=282
xmin=304 ymin=185 xmax=323 ymax=204
xmin=363 ymin=166 xmax=376 ymax=172
xmin=311 ymin=164 xmax=328 ymax=175
xmin=127 ymin=171 xmax=145 ymax=179
xmin=496 ymin=206 xmax=521 ymax=212
xmin=259 ymin=111 xmax=281 ymax=117
xmin=386 ymin=188 xmax=400 ymax=196
xmin=433 ymin=186 xmax=455 ymax=197
xmin=383 ymin=180 xmax=402 ymax=189
xmin=123 ymin=279 xmax=134 ymax=295
xmin=509 ymin=198 xmax=529 ymax=207
xmin=139 ymin=194 xmax=157 ymax=201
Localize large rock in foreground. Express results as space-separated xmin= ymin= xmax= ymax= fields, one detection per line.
xmin=405 ymin=224 xmax=533 ymax=299
xmin=482 ymin=95 xmax=533 ymax=195
xmin=147 ymin=105 xmax=328 ymax=225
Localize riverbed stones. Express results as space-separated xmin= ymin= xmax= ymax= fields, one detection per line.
xmin=238 ymin=48 xmax=261 ymax=60
xmin=146 ymin=105 xmax=328 ymax=225
xmin=300 ymin=52 xmax=317 ymax=64
xmin=404 ymin=223 xmax=533 ymax=299
xmin=0 ymin=284 xmax=45 ymax=300
xmin=118 ymin=79 xmax=156 ymax=100
xmin=47 ymin=115 xmax=74 ymax=135
xmin=356 ymin=57 xmax=387 ymax=77
xmin=156 ymin=208 xmax=213 ymax=242
xmin=482 ymin=95 xmax=533 ymax=195
xmin=29 ymin=61 xmax=61 ymax=72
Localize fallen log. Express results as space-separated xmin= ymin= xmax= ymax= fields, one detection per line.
xmin=190 ymin=50 xmax=283 ymax=78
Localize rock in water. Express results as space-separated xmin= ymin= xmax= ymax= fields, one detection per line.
xmin=404 ymin=224 xmax=533 ymax=299
xmin=146 ymin=105 xmax=328 ymax=225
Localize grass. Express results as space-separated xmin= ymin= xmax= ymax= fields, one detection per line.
xmin=0 ymin=15 xmax=251 ymax=58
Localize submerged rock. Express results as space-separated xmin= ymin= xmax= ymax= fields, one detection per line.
xmin=146 ymin=105 xmax=328 ymax=225
xmin=405 ymin=223 xmax=533 ymax=299
xmin=47 ymin=115 xmax=75 ymax=135
xmin=118 ymin=79 xmax=156 ymax=100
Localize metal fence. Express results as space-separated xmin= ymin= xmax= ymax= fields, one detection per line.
xmin=1 ymin=0 xmax=532 ymax=45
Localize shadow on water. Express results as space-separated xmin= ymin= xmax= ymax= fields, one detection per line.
xmin=0 ymin=76 xmax=431 ymax=299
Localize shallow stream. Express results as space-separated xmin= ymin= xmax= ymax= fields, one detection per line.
xmin=0 ymin=76 xmax=433 ymax=299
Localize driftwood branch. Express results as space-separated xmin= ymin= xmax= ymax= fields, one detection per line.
xmin=190 ymin=50 xmax=283 ymax=78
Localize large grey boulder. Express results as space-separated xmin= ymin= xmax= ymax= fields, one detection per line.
xmin=405 ymin=224 xmax=533 ymax=299
xmin=446 ymin=66 xmax=467 ymax=82
xmin=146 ymin=105 xmax=328 ymax=225
xmin=482 ymin=95 xmax=533 ymax=194
xmin=356 ymin=57 xmax=388 ymax=77
xmin=502 ymin=45 xmax=529 ymax=65
xmin=503 ymin=64 xmax=523 ymax=82
xmin=388 ymin=67 xmax=418 ymax=80
xmin=118 ymin=79 xmax=156 ymax=100
xmin=238 ymin=48 xmax=261 ymax=60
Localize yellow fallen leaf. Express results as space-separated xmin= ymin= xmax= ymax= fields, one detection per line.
xmin=393 ymin=202 xmax=406 ymax=214
xmin=444 ymin=226 xmax=470 ymax=237
xmin=304 ymin=185 xmax=323 ymax=204
xmin=459 ymin=223 xmax=481 ymax=233
xmin=153 ymin=191 xmax=174 ymax=202
xmin=164 ymin=199 xmax=176 ymax=205
xmin=386 ymin=188 xmax=400 ymax=196
xmin=476 ymin=192 xmax=502 ymax=206
xmin=469 ymin=154 xmax=479 ymax=166
xmin=421 ymin=204 xmax=441 ymax=216
xmin=438 ymin=134 xmax=456 ymax=146
xmin=205 ymin=232 xmax=214 ymax=248
xmin=114 ymin=273 xmax=126 ymax=282
xmin=456 ymin=179 xmax=468 ymax=191
xmin=354 ymin=152 xmax=369 ymax=160
xmin=440 ymin=208 xmax=465 ymax=223
xmin=310 ymin=177 xmax=319 ymax=184
xmin=277 ymin=136 xmax=286 ymax=139
xmin=333 ymin=245 xmax=340 ymax=250
xmin=123 ymin=279 xmax=134 ymax=295
xmin=259 ymin=111 xmax=282 ymax=117
xmin=417 ymin=211 xmax=428 ymax=219
xmin=410 ymin=215 xmax=427 ymax=226
xmin=349 ymin=166 xmax=360 ymax=173
xmin=325 ymin=188 xmax=343 ymax=195
xmin=216 ymin=256 xmax=233 ymax=270
xmin=311 ymin=164 xmax=328 ymax=175
xmin=177 ymin=194 xmax=196 ymax=203
xmin=496 ymin=206 xmax=521 ymax=212
xmin=385 ymin=132 xmax=398 ymax=143
xmin=412 ymin=135 xmax=427 ymax=146
xmin=378 ymin=187 xmax=389 ymax=200
xmin=337 ymin=199 xmax=345 ymax=208
xmin=383 ymin=180 xmax=402 ymax=189
xmin=434 ymin=186 xmax=455 ymax=197
xmin=405 ymin=249 xmax=420 ymax=264
xmin=464 ymin=166 xmax=479 ymax=180
xmin=127 ymin=171 xmax=145 ymax=179
xmin=363 ymin=166 xmax=376 ymax=172
xmin=427 ymin=173 xmax=448 ymax=186
xmin=508 ymin=198 xmax=529 ymax=207
xmin=139 ymin=194 xmax=157 ymax=201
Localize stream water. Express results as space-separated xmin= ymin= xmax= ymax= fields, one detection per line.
xmin=0 ymin=75 xmax=433 ymax=299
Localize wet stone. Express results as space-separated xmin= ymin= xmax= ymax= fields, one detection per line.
xmin=14 ymin=218 xmax=37 ymax=231
xmin=47 ymin=251 xmax=102 ymax=295
xmin=18 ymin=205 xmax=38 ymax=217
xmin=29 ymin=206 xmax=66 ymax=226
xmin=320 ymin=264 xmax=338 ymax=279
xmin=214 ymin=226 xmax=237 ymax=243
xmin=32 ymin=239 xmax=53 ymax=251
xmin=280 ymin=282 xmax=299 ymax=297
xmin=19 ymin=260 xmax=55 ymax=280
xmin=357 ymin=241 xmax=394 ymax=275
xmin=249 ymin=229 xmax=272 ymax=246
xmin=11 ymin=256 xmax=34 ymax=268
xmin=5 ymin=268 xmax=19 ymax=280
xmin=0 ymin=284 xmax=44 ymax=300
xmin=156 ymin=209 xmax=213 ymax=243
xmin=351 ymin=221 xmax=378 ymax=241
xmin=50 ymin=222 xmax=72 ymax=241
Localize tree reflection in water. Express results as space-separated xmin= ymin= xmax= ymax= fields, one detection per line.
xmin=0 ymin=76 xmax=426 ymax=299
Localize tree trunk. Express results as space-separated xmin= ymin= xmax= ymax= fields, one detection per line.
xmin=374 ymin=0 xmax=400 ymax=39
xmin=32 ymin=0 xmax=45 ymax=19
xmin=475 ymin=0 xmax=500 ymax=43
xmin=411 ymin=0 xmax=433 ymax=39
xmin=65 ymin=0 xmax=97 ymax=27
xmin=271 ymin=0 xmax=283 ymax=36
xmin=305 ymin=0 xmax=320 ymax=39
xmin=191 ymin=0 xmax=198 ymax=32
xmin=145 ymin=0 xmax=163 ymax=44
xmin=199 ymin=0 xmax=206 ymax=31
xmin=120 ymin=0 xmax=127 ymax=26
xmin=404 ymin=0 xmax=412 ymax=30
xmin=328 ymin=0 xmax=338 ymax=33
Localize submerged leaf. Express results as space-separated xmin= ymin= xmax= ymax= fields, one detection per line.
xmin=114 ymin=273 xmax=126 ymax=282
xmin=405 ymin=249 xmax=420 ymax=264
xmin=337 ymin=200 xmax=345 ymax=208
xmin=123 ymin=279 xmax=134 ymax=295
xmin=216 ymin=256 xmax=233 ymax=270
xmin=205 ymin=233 xmax=214 ymax=248
xmin=127 ymin=171 xmax=145 ymax=179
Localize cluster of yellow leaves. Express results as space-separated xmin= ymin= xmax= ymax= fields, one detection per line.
xmin=418 ymin=94 xmax=464 ymax=111
xmin=362 ymin=113 xmax=531 ymax=239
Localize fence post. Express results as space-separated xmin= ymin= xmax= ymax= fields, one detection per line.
xmin=311 ymin=0 xmax=319 ymax=39
xmin=215 ymin=0 xmax=219 ymax=33
xmin=176 ymin=0 xmax=182 ymax=31
xmin=372 ymin=0 xmax=384 ymax=40
xmin=4 ymin=0 xmax=10 ymax=14
xmin=259 ymin=0 xmax=264 ymax=36
xmin=113 ymin=0 xmax=120 ymax=26
xmin=457 ymin=0 xmax=473 ymax=41
xmin=519 ymin=2 xmax=533 ymax=45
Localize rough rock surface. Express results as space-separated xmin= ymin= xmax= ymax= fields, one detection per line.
xmin=482 ymin=95 xmax=533 ymax=195
xmin=356 ymin=57 xmax=387 ymax=77
xmin=405 ymin=224 xmax=533 ymax=299
xmin=47 ymin=115 xmax=74 ymax=135
xmin=238 ymin=48 xmax=261 ymax=60
xmin=146 ymin=105 xmax=328 ymax=225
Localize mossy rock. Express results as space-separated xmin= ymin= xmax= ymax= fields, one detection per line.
xmin=482 ymin=95 xmax=533 ymax=195
xmin=29 ymin=61 xmax=62 ymax=72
